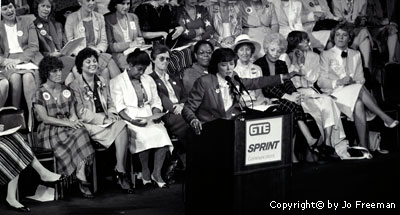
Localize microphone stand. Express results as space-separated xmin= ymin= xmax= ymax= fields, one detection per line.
xmin=225 ymin=76 xmax=247 ymax=121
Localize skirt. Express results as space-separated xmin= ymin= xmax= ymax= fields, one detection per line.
xmin=127 ymin=121 xmax=173 ymax=154
xmin=84 ymin=119 xmax=127 ymax=148
xmin=37 ymin=123 xmax=94 ymax=175
xmin=0 ymin=132 xmax=34 ymax=185
xmin=1 ymin=53 xmax=36 ymax=80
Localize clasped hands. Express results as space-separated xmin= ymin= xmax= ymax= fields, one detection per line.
xmin=336 ymin=76 xmax=355 ymax=87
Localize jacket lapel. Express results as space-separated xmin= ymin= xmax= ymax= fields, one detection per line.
xmin=16 ymin=17 xmax=24 ymax=48
xmin=0 ymin=23 xmax=9 ymax=56
xmin=210 ymin=75 xmax=225 ymax=116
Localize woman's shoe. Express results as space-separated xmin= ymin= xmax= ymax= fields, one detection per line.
xmin=79 ymin=182 xmax=94 ymax=199
xmin=114 ymin=169 xmax=134 ymax=194
xmin=384 ymin=120 xmax=399 ymax=128
xmin=6 ymin=201 xmax=30 ymax=212
xmin=142 ymin=177 xmax=152 ymax=186
xmin=151 ymin=175 xmax=168 ymax=188
xmin=41 ymin=174 xmax=66 ymax=186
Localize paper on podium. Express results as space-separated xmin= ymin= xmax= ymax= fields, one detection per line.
xmin=123 ymin=45 xmax=152 ymax=56
xmin=251 ymin=104 xmax=278 ymax=112
xmin=15 ymin=62 xmax=38 ymax=70
xmin=26 ymin=185 xmax=55 ymax=202
xmin=136 ymin=111 xmax=168 ymax=121
xmin=60 ymin=37 xmax=85 ymax=56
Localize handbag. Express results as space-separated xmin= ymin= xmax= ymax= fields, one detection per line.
xmin=369 ymin=131 xmax=389 ymax=154
xmin=0 ymin=106 xmax=27 ymax=131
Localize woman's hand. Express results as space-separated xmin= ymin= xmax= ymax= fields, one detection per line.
xmin=282 ymin=92 xmax=302 ymax=104
xmin=337 ymin=76 xmax=354 ymax=86
xmin=172 ymin=26 xmax=184 ymax=40
xmin=130 ymin=118 xmax=147 ymax=127
xmin=221 ymin=36 xmax=235 ymax=47
xmin=282 ymin=71 xmax=304 ymax=80
xmin=190 ymin=119 xmax=202 ymax=135
xmin=4 ymin=58 xmax=21 ymax=70
xmin=195 ymin=27 xmax=205 ymax=36
xmin=173 ymin=104 xmax=183 ymax=115
xmin=152 ymin=108 xmax=162 ymax=123
xmin=68 ymin=120 xmax=84 ymax=129
xmin=108 ymin=113 xmax=121 ymax=121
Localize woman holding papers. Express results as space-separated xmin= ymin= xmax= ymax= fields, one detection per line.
xmin=0 ymin=0 xmax=42 ymax=122
xmin=32 ymin=56 xmax=95 ymax=198
xmin=283 ymin=30 xmax=347 ymax=158
xmin=318 ymin=23 xmax=398 ymax=151
xmin=110 ymin=48 xmax=172 ymax=189
xmin=69 ymin=48 xmax=132 ymax=194
xmin=32 ymin=0 xmax=75 ymax=84
xmin=254 ymin=33 xmax=318 ymax=163
xmin=0 ymin=117 xmax=64 ymax=212
xmin=105 ymin=0 xmax=147 ymax=70
xmin=65 ymin=0 xmax=121 ymax=81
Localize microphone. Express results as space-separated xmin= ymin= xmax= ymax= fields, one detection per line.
xmin=225 ymin=76 xmax=241 ymax=96
xmin=233 ymin=75 xmax=251 ymax=96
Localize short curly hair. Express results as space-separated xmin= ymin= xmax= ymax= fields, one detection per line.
xmin=263 ymin=33 xmax=288 ymax=53
xmin=38 ymin=56 xmax=64 ymax=84
xmin=108 ymin=0 xmax=131 ymax=13
xmin=1 ymin=0 xmax=15 ymax=7
xmin=329 ymin=22 xmax=355 ymax=47
xmin=75 ymin=48 xmax=99 ymax=74
xmin=33 ymin=0 xmax=56 ymax=18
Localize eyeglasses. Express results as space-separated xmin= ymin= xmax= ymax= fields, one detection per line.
xmin=197 ymin=51 xmax=212 ymax=56
xmin=158 ymin=56 xmax=170 ymax=62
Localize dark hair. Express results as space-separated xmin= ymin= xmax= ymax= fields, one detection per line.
xmin=150 ymin=44 xmax=171 ymax=60
xmin=108 ymin=0 xmax=131 ymax=13
xmin=126 ymin=48 xmax=151 ymax=67
xmin=1 ymin=0 xmax=15 ymax=7
xmin=208 ymin=48 xmax=237 ymax=75
xmin=329 ymin=22 xmax=355 ymax=46
xmin=33 ymin=0 xmax=56 ymax=18
xmin=38 ymin=56 xmax=64 ymax=84
xmin=286 ymin=31 xmax=309 ymax=53
xmin=75 ymin=47 xmax=99 ymax=74
xmin=193 ymin=40 xmax=214 ymax=54
xmin=233 ymin=42 xmax=255 ymax=55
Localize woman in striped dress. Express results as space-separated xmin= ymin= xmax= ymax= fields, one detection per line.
xmin=32 ymin=56 xmax=95 ymax=198
xmin=1 ymin=120 xmax=63 ymax=212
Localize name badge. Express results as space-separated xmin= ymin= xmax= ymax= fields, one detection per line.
xmin=130 ymin=21 xmax=136 ymax=30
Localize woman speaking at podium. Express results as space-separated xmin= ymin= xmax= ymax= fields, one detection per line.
xmin=182 ymin=47 xmax=300 ymax=135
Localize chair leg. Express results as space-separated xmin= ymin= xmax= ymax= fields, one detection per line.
xmin=53 ymin=158 xmax=60 ymax=200
xmin=130 ymin=153 xmax=136 ymax=189
xmin=92 ymin=156 xmax=98 ymax=194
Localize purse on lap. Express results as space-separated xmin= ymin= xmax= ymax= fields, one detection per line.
xmin=0 ymin=106 xmax=27 ymax=131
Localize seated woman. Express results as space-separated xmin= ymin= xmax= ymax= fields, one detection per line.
xmin=232 ymin=34 xmax=272 ymax=107
xmin=105 ymin=0 xmax=146 ymax=70
xmin=110 ymin=49 xmax=173 ymax=189
xmin=32 ymin=0 xmax=75 ymax=84
xmin=181 ymin=40 xmax=213 ymax=95
xmin=1 ymin=123 xmax=63 ymax=212
xmin=69 ymin=48 xmax=132 ymax=194
xmin=319 ymin=23 xmax=399 ymax=152
xmin=148 ymin=45 xmax=190 ymax=183
xmin=135 ymin=0 xmax=184 ymax=48
xmin=0 ymin=74 xmax=8 ymax=107
xmin=283 ymin=31 xmax=347 ymax=156
xmin=238 ymin=0 xmax=279 ymax=57
xmin=207 ymin=0 xmax=242 ymax=48
xmin=331 ymin=0 xmax=373 ymax=71
xmin=182 ymin=47 xmax=298 ymax=133
xmin=0 ymin=0 xmax=43 ymax=124
xmin=64 ymin=0 xmax=121 ymax=82
xmin=32 ymin=56 xmax=95 ymax=198
xmin=254 ymin=33 xmax=319 ymax=162
xmin=176 ymin=0 xmax=214 ymax=47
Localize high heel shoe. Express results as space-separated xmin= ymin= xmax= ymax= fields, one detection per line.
xmin=384 ymin=120 xmax=399 ymax=128
xmin=151 ymin=175 xmax=168 ymax=188
xmin=79 ymin=182 xmax=94 ymax=199
xmin=114 ymin=169 xmax=134 ymax=194
xmin=41 ymin=174 xmax=67 ymax=186
xmin=142 ymin=177 xmax=152 ymax=186
xmin=6 ymin=201 xmax=30 ymax=212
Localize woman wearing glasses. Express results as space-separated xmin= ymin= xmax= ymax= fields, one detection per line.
xmin=110 ymin=48 xmax=173 ymax=189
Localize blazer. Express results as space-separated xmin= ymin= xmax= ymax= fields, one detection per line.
xmin=331 ymin=0 xmax=367 ymax=23
xmin=149 ymin=71 xmax=186 ymax=113
xmin=65 ymin=9 xmax=108 ymax=55
xmin=69 ymin=75 xmax=117 ymax=125
xmin=318 ymin=46 xmax=364 ymax=94
xmin=104 ymin=12 xmax=141 ymax=53
xmin=110 ymin=71 xmax=163 ymax=118
xmin=181 ymin=73 xmax=282 ymax=124
xmin=0 ymin=15 xmax=43 ymax=65
xmin=254 ymin=56 xmax=297 ymax=99
xmin=33 ymin=17 xmax=64 ymax=56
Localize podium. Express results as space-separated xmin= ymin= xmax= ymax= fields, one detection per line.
xmin=185 ymin=111 xmax=293 ymax=215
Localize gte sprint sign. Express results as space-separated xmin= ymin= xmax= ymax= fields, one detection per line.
xmin=245 ymin=117 xmax=282 ymax=165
